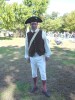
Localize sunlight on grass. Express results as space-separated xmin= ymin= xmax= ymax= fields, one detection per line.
xmin=1 ymin=84 xmax=16 ymax=100
xmin=70 ymin=93 xmax=75 ymax=100
xmin=0 ymin=37 xmax=12 ymax=40
xmin=0 ymin=75 xmax=16 ymax=100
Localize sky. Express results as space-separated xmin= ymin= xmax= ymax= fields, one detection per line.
xmin=46 ymin=0 xmax=75 ymax=16
xmin=6 ymin=0 xmax=75 ymax=16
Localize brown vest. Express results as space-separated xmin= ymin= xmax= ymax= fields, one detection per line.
xmin=27 ymin=30 xmax=45 ymax=57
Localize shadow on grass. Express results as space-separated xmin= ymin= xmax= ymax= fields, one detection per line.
xmin=0 ymin=45 xmax=75 ymax=100
xmin=0 ymin=37 xmax=13 ymax=40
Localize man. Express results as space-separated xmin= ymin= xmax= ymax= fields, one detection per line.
xmin=25 ymin=16 xmax=52 ymax=97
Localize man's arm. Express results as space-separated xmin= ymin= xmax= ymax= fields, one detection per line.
xmin=42 ymin=31 xmax=52 ymax=58
xmin=25 ymin=33 xmax=29 ymax=59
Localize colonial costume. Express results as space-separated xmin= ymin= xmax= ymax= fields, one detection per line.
xmin=25 ymin=16 xmax=52 ymax=97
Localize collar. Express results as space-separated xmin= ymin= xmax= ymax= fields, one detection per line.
xmin=31 ymin=28 xmax=39 ymax=33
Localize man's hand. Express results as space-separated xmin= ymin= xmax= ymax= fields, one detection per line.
xmin=45 ymin=57 xmax=50 ymax=61
xmin=26 ymin=58 xmax=30 ymax=63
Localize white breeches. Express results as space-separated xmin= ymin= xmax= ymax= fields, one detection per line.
xmin=30 ymin=55 xmax=46 ymax=80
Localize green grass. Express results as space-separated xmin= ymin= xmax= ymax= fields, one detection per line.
xmin=15 ymin=82 xmax=30 ymax=93
xmin=0 ymin=39 xmax=75 ymax=100
xmin=51 ymin=46 xmax=75 ymax=66
xmin=14 ymin=82 xmax=31 ymax=100
xmin=0 ymin=37 xmax=12 ymax=40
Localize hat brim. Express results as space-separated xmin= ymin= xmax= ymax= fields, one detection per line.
xmin=25 ymin=16 xmax=42 ymax=24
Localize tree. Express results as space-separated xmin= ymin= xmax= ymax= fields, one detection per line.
xmin=12 ymin=3 xmax=32 ymax=37
xmin=50 ymin=11 xmax=59 ymax=20
xmin=23 ymin=0 xmax=49 ymax=17
xmin=1 ymin=3 xmax=15 ymax=30
xmin=62 ymin=11 xmax=75 ymax=32
xmin=0 ymin=0 xmax=5 ymax=5
xmin=12 ymin=3 xmax=28 ymax=29
xmin=0 ymin=0 xmax=5 ymax=27
xmin=41 ymin=17 xmax=63 ymax=32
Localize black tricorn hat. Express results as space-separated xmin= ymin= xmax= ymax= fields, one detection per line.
xmin=25 ymin=16 xmax=42 ymax=24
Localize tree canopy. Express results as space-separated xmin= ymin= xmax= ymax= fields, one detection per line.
xmin=0 ymin=0 xmax=75 ymax=34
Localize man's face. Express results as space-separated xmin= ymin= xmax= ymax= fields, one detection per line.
xmin=30 ymin=22 xmax=38 ymax=30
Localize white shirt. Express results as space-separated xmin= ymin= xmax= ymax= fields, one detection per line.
xmin=25 ymin=28 xmax=52 ymax=59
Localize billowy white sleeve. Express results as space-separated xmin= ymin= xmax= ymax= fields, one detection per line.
xmin=42 ymin=31 xmax=52 ymax=57
xmin=25 ymin=33 xmax=29 ymax=59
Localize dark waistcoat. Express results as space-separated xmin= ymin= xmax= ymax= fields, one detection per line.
xmin=27 ymin=30 xmax=45 ymax=57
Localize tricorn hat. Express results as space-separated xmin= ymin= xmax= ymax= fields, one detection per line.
xmin=25 ymin=16 xmax=42 ymax=24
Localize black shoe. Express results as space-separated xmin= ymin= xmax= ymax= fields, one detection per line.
xmin=42 ymin=90 xmax=50 ymax=97
xmin=31 ymin=86 xmax=38 ymax=93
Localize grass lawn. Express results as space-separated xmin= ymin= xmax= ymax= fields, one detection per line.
xmin=0 ymin=38 xmax=75 ymax=100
